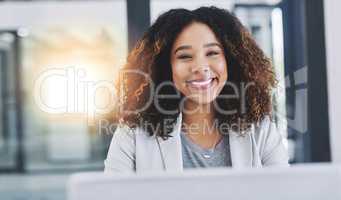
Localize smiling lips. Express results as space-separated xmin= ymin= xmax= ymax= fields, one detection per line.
xmin=186 ymin=78 xmax=216 ymax=90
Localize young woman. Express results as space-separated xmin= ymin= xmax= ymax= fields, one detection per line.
xmin=105 ymin=6 xmax=289 ymax=173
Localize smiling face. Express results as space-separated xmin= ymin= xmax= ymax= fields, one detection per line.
xmin=170 ymin=22 xmax=228 ymax=106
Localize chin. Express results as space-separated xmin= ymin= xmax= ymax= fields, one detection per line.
xmin=188 ymin=95 xmax=217 ymax=105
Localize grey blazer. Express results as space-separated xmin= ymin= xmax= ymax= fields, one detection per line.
xmin=104 ymin=113 xmax=289 ymax=173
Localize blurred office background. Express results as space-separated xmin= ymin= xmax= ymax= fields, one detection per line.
xmin=0 ymin=0 xmax=338 ymax=199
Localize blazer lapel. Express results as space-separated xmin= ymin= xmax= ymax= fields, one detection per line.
xmin=229 ymin=128 xmax=253 ymax=168
xmin=156 ymin=113 xmax=183 ymax=172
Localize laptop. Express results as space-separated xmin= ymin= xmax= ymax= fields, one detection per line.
xmin=67 ymin=163 xmax=341 ymax=200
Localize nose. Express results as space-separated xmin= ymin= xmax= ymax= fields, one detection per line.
xmin=190 ymin=57 xmax=210 ymax=75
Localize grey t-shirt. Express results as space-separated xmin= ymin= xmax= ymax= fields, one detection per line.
xmin=180 ymin=132 xmax=232 ymax=169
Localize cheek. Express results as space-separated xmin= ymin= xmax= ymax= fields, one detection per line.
xmin=171 ymin=63 xmax=187 ymax=90
xmin=214 ymin=59 xmax=228 ymax=81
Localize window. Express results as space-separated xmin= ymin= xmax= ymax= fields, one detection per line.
xmin=0 ymin=1 xmax=127 ymax=172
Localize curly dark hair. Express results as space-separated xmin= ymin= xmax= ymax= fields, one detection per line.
xmin=114 ymin=6 xmax=277 ymax=139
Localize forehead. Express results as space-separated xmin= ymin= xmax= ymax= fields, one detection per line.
xmin=172 ymin=22 xmax=221 ymax=50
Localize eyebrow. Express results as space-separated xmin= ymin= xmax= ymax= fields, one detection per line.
xmin=173 ymin=42 xmax=222 ymax=55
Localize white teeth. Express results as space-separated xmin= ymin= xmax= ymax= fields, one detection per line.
xmin=190 ymin=78 xmax=213 ymax=86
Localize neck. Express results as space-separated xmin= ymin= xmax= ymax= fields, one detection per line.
xmin=182 ymin=100 xmax=215 ymax=130
xmin=181 ymin=99 xmax=221 ymax=149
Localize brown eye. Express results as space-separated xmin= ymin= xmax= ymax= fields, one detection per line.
xmin=207 ymin=51 xmax=219 ymax=56
xmin=177 ymin=54 xmax=192 ymax=59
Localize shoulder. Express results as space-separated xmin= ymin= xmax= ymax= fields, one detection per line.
xmin=111 ymin=124 xmax=152 ymax=141
xmin=104 ymin=125 xmax=138 ymax=172
xmin=108 ymin=125 xmax=136 ymax=148
xmin=104 ymin=124 xmax=163 ymax=172
xmin=252 ymin=115 xmax=280 ymax=141
xmin=252 ymin=116 xmax=289 ymax=166
xmin=107 ymin=125 xmax=153 ymax=148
